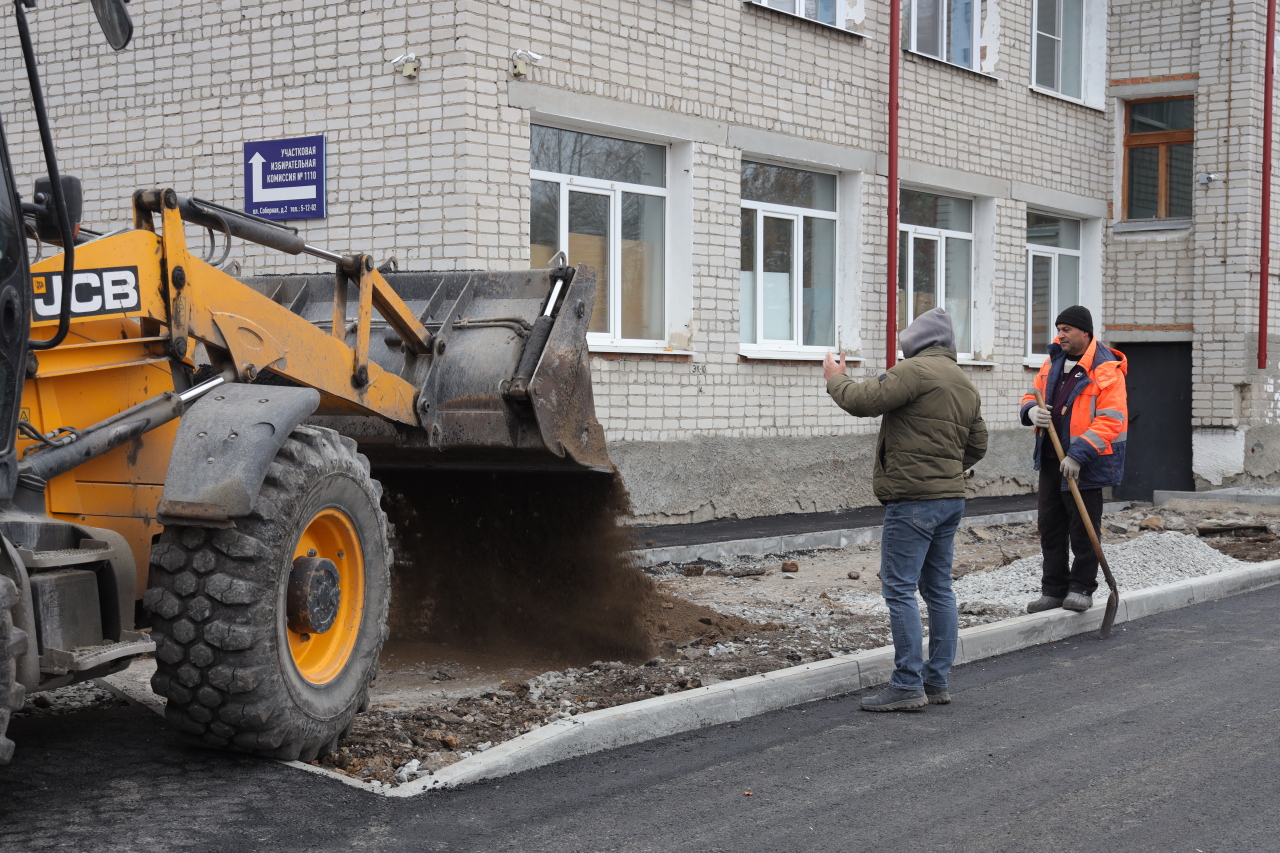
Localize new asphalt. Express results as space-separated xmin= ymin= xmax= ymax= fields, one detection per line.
xmin=3 ymin=582 xmax=1278 ymax=853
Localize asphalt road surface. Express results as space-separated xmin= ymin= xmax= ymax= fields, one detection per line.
xmin=4 ymin=585 xmax=1280 ymax=853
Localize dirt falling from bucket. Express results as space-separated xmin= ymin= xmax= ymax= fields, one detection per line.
xmin=379 ymin=469 xmax=658 ymax=664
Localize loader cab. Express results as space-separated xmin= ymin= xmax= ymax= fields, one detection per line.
xmin=0 ymin=0 xmax=133 ymax=502
xmin=0 ymin=113 xmax=32 ymax=501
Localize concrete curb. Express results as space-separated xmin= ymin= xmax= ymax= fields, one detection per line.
xmin=104 ymin=555 xmax=1280 ymax=798
xmin=632 ymin=503 xmax=1129 ymax=566
xmin=1154 ymin=487 xmax=1280 ymax=507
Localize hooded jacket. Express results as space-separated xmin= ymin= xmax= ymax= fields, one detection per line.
xmin=826 ymin=308 xmax=987 ymax=503
xmin=1019 ymin=337 xmax=1129 ymax=490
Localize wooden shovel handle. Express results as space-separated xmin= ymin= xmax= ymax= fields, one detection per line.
xmin=1033 ymin=389 xmax=1118 ymax=588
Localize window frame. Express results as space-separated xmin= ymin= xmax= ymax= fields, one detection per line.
xmin=530 ymin=162 xmax=669 ymax=348
xmin=1024 ymin=218 xmax=1082 ymax=360
xmin=739 ymin=192 xmax=839 ymax=354
xmin=897 ymin=216 xmax=975 ymax=359
xmin=1122 ymin=96 xmax=1195 ymax=222
xmin=1030 ymin=0 xmax=1083 ymax=98
xmin=908 ymin=0 xmax=982 ymax=71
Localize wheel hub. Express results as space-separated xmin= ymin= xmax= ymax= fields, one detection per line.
xmin=287 ymin=556 xmax=342 ymax=635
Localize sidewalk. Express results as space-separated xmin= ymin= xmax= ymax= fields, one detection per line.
xmin=631 ymin=493 xmax=1133 ymax=566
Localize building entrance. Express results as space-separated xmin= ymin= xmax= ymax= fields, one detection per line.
xmin=1114 ymin=342 xmax=1194 ymax=500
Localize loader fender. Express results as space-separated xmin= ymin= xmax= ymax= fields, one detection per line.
xmin=157 ymin=384 xmax=321 ymax=522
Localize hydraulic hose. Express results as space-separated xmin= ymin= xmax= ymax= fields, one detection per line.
xmin=14 ymin=0 xmax=74 ymax=351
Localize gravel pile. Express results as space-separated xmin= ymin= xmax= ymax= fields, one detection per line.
xmin=953 ymin=531 xmax=1244 ymax=610
xmin=826 ymin=531 xmax=1247 ymax=616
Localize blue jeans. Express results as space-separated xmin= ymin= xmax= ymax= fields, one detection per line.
xmin=879 ymin=497 xmax=964 ymax=691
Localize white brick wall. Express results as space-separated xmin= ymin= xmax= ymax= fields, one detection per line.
xmin=6 ymin=0 xmax=1278 ymax=513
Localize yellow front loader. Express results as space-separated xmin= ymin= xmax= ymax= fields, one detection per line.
xmin=0 ymin=1 xmax=609 ymax=763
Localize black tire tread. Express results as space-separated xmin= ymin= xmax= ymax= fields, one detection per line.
xmin=145 ymin=426 xmax=390 ymax=760
xmin=0 ymin=575 xmax=27 ymax=765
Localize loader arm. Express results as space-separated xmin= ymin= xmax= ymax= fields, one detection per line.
xmin=31 ymin=191 xmax=423 ymax=425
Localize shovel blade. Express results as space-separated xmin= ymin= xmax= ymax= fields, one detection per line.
xmin=1099 ymin=591 xmax=1119 ymax=639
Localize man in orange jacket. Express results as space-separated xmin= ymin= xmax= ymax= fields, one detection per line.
xmin=1019 ymin=306 xmax=1128 ymax=613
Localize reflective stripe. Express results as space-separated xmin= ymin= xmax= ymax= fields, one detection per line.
xmin=1097 ymin=408 xmax=1126 ymax=423
xmin=1026 ymin=387 xmax=1040 ymax=398
xmin=1082 ymin=429 xmax=1106 ymax=450
xmin=1114 ymin=431 xmax=1127 ymax=443
xmin=1090 ymin=396 xmax=1096 ymax=419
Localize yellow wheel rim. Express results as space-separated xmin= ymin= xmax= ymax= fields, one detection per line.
xmin=288 ymin=508 xmax=365 ymax=685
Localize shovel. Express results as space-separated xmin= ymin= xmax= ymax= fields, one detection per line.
xmin=1034 ymin=389 xmax=1120 ymax=639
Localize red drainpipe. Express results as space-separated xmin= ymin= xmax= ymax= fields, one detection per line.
xmin=1261 ymin=0 xmax=1277 ymax=370
xmin=886 ymin=0 xmax=901 ymax=368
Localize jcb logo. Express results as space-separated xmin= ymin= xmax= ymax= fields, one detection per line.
xmin=32 ymin=266 xmax=141 ymax=319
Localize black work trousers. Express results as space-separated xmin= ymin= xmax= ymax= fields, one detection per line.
xmin=1037 ymin=464 xmax=1103 ymax=597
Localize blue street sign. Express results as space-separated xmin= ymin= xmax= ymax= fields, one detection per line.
xmin=244 ymin=134 xmax=326 ymax=220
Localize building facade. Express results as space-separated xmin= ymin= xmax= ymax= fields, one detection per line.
xmin=3 ymin=0 xmax=1277 ymax=521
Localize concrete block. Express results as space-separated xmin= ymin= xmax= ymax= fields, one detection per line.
xmin=1191 ymin=572 xmax=1233 ymax=603
xmin=1122 ymin=579 xmax=1197 ymax=622
xmin=856 ymin=648 xmax=896 ymax=688
xmin=957 ymin=614 xmax=1055 ymax=662
xmin=731 ymin=659 xmax=862 ymax=717
xmin=1226 ymin=561 xmax=1280 ymax=594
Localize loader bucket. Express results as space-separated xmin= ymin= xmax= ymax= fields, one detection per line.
xmin=244 ymin=265 xmax=612 ymax=473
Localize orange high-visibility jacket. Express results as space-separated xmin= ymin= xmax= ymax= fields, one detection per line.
xmin=1019 ymin=337 xmax=1129 ymax=490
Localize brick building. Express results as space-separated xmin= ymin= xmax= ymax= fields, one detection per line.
xmin=3 ymin=0 xmax=1277 ymax=521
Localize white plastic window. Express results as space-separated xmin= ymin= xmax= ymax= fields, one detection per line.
xmin=739 ymin=161 xmax=838 ymax=351
xmin=909 ymin=0 xmax=980 ymax=69
xmin=1032 ymin=0 xmax=1084 ymax=98
xmin=754 ymin=0 xmax=846 ymax=27
xmin=898 ymin=190 xmax=974 ymax=356
xmin=1025 ymin=212 xmax=1081 ymax=357
xmin=529 ymin=125 xmax=667 ymax=345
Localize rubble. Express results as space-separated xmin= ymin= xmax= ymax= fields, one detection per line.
xmin=14 ymin=681 xmax=127 ymax=718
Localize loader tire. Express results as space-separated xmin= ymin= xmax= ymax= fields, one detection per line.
xmin=145 ymin=425 xmax=390 ymax=761
xmin=0 ymin=575 xmax=28 ymax=765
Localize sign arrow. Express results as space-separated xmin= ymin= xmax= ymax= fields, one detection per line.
xmin=248 ymin=151 xmax=317 ymax=203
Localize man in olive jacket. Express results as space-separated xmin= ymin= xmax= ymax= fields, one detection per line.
xmin=824 ymin=307 xmax=987 ymax=711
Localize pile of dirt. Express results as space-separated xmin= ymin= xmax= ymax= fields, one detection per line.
xmin=640 ymin=591 xmax=768 ymax=654
xmin=1201 ymin=533 xmax=1280 ymax=562
xmin=379 ymin=470 xmax=765 ymax=665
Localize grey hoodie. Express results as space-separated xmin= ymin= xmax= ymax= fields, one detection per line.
xmin=898 ymin=307 xmax=956 ymax=358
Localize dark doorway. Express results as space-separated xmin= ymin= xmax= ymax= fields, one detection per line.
xmin=1113 ymin=342 xmax=1194 ymax=500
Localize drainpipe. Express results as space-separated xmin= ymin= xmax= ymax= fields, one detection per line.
xmin=887 ymin=0 xmax=901 ymax=368
xmin=1261 ymin=0 xmax=1277 ymax=370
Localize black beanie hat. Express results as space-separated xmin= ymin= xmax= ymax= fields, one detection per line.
xmin=1054 ymin=305 xmax=1093 ymax=336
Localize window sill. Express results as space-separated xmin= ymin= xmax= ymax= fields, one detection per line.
xmin=589 ymin=342 xmax=694 ymax=357
xmin=1028 ymin=86 xmax=1105 ymax=113
xmin=738 ymin=347 xmax=862 ymax=364
xmin=896 ymin=351 xmax=982 ymax=363
xmin=1111 ymin=218 xmax=1193 ymax=234
xmin=903 ymin=49 xmax=1001 ymax=82
xmin=742 ymin=1 xmax=865 ymax=38
xmin=592 ymin=351 xmax=693 ymax=363
xmin=1024 ymin=356 xmax=1047 ymax=369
